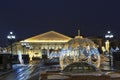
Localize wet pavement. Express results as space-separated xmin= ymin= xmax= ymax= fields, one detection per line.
xmin=0 ymin=60 xmax=120 ymax=80
xmin=0 ymin=61 xmax=43 ymax=80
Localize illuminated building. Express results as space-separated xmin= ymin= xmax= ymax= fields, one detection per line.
xmin=6 ymin=31 xmax=72 ymax=59
xmin=6 ymin=30 xmax=102 ymax=62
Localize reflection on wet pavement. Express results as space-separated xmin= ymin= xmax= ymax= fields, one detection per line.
xmin=0 ymin=62 xmax=41 ymax=80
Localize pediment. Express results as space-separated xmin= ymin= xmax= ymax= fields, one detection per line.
xmin=22 ymin=31 xmax=72 ymax=42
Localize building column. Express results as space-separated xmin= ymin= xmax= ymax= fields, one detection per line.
xmin=47 ymin=49 xmax=49 ymax=58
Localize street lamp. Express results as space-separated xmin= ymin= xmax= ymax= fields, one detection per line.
xmin=7 ymin=32 xmax=16 ymax=54
xmin=105 ymin=31 xmax=113 ymax=69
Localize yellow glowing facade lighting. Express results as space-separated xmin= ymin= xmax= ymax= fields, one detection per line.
xmin=20 ymin=40 xmax=70 ymax=43
xmin=20 ymin=31 xmax=72 ymax=43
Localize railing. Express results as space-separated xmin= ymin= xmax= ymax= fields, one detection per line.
xmin=71 ymin=75 xmax=111 ymax=80
xmin=40 ymin=71 xmax=120 ymax=80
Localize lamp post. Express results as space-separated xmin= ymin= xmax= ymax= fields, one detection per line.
xmin=7 ymin=32 xmax=16 ymax=54
xmin=105 ymin=31 xmax=113 ymax=69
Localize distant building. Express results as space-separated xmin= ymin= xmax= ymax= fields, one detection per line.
xmin=87 ymin=37 xmax=103 ymax=47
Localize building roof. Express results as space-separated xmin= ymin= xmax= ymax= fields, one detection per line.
xmin=21 ymin=31 xmax=72 ymax=43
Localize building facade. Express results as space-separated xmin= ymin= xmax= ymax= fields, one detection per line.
xmin=6 ymin=31 xmax=103 ymax=60
xmin=6 ymin=31 xmax=72 ymax=60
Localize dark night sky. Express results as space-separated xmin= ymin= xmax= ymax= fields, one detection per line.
xmin=0 ymin=0 xmax=120 ymax=45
